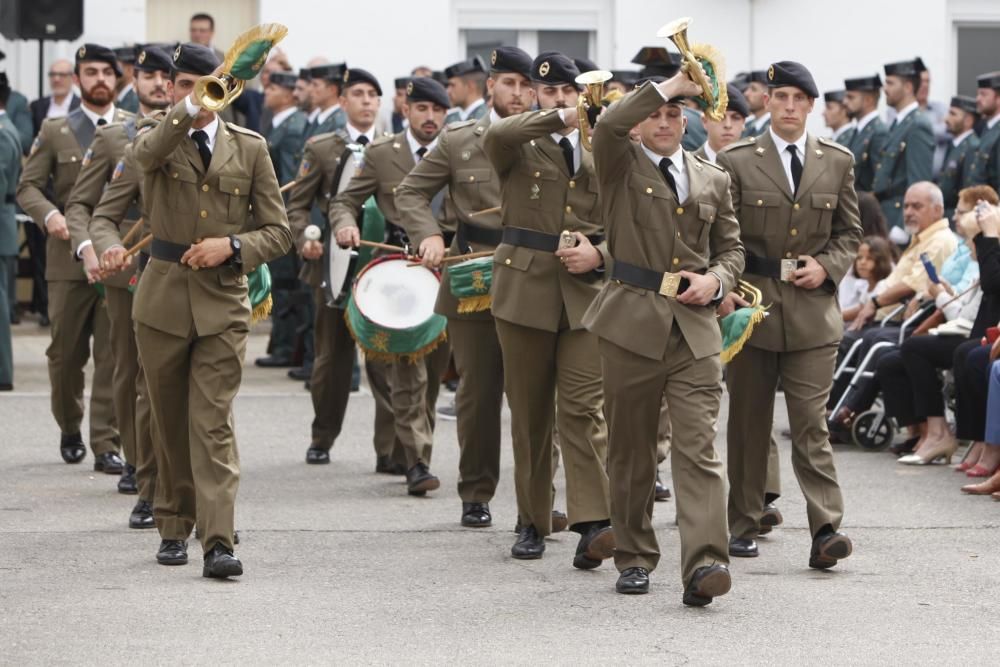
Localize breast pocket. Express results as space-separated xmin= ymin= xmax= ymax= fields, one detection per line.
xmin=218 ymin=176 xmax=251 ymax=224
xmin=630 ymin=174 xmax=671 ymax=231
xmin=739 ymin=190 xmax=781 ymax=239
xmin=521 ymin=164 xmax=559 ymax=210
xmin=455 ymin=168 xmax=492 ymax=211
xmin=166 ymin=164 xmax=198 ymax=214
xmin=687 ymin=201 xmax=717 ymax=248
xmin=56 ymin=149 xmax=83 ymax=192
xmin=808 ymin=193 xmax=838 ymax=239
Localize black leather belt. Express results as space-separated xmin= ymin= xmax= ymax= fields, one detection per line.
xmin=745 ymin=253 xmax=804 ymax=281
xmin=612 ymin=260 xmax=691 ymax=298
xmin=150 ymin=238 xmax=190 ymax=263
xmin=457 ymin=220 xmax=503 ymax=250
xmin=501 ymin=226 xmax=604 ymax=252
xmin=138 ymin=251 xmax=150 ymax=272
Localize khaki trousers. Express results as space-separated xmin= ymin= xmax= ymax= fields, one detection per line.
xmin=105 ymin=286 xmax=138 ymax=467
xmin=495 ymin=316 xmax=609 ymax=537
xmin=600 ymin=332 xmax=729 ymax=584
xmin=134 ymin=359 xmax=156 ymax=501
xmin=727 ymin=344 xmax=845 ymax=540
xmin=387 ymin=342 xmax=450 ymax=469
xmin=46 ymin=280 xmax=117 ymax=454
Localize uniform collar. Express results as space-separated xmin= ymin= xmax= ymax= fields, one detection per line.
xmin=406 ymin=128 xmax=438 ymax=159
xmin=894 ymin=100 xmax=919 ymax=124
xmin=768 ymin=127 xmax=807 ymax=158
xmin=188 ymin=114 xmax=220 ymax=149
xmin=702 ymin=143 xmax=718 ymax=164
xmin=116 ymin=83 xmax=134 ymax=102
xmin=641 ymin=142 xmax=684 ymax=172
xmin=460 ymin=98 xmax=485 ymax=120
xmin=489 ymin=108 xmax=502 ymax=124
xmin=550 ymin=127 xmax=580 ymax=147
xmin=832 ymin=121 xmax=856 ymax=141
xmin=80 ymin=103 xmax=117 ymax=127
xmin=347 ymin=123 xmax=374 ymax=144
xmin=857 ymin=109 xmax=880 ymax=131
xmin=316 ymin=103 xmax=341 ymax=125
xmin=988 ymin=112 xmax=1000 ymax=130
xmin=271 ymin=106 xmax=298 ymax=129
xmin=753 ymin=112 xmax=771 ymax=131
xmin=952 ymin=128 xmax=974 ymax=147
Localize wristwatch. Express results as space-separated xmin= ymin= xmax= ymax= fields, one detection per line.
xmin=228 ymin=235 xmax=243 ymax=268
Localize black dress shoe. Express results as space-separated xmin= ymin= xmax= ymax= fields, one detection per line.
xmin=156 ymin=539 xmax=188 ymax=565
xmin=573 ymin=523 xmax=615 ymax=570
xmin=511 ymin=524 xmax=545 ymax=559
xmin=93 ymin=451 xmax=124 ymax=474
xmin=287 ymin=366 xmax=311 ymax=381
xmin=683 ymin=564 xmax=732 ymax=607
xmin=0 ymin=383 xmax=12 ymax=391
xmin=889 ymin=436 xmax=919 ymax=457
xmin=129 ymin=499 xmax=155 ymax=529
xmin=461 ymin=502 xmax=492 ymax=527
xmin=60 ymin=432 xmax=86 ymax=464
xmin=655 ymin=472 xmax=671 ymax=501
xmin=809 ymin=530 xmax=853 ymax=570
xmin=203 ymin=543 xmax=243 ymax=579
xmin=616 ymin=567 xmax=650 ymax=594
xmin=406 ymin=462 xmax=440 ymax=496
xmin=758 ymin=502 xmax=783 ymax=535
xmin=117 ymin=464 xmax=138 ymax=495
xmin=305 ymin=447 xmax=330 ymax=464
xmin=728 ymin=536 xmax=759 ymax=558
xmin=255 ymin=355 xmax=294 ymax=368
xmin=375 ymin=455 xmax=407 ymax=475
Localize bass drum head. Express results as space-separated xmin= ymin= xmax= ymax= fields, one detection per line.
xmin=325 ymin=242 xmax=355 ymax=305
xmin=353 ymin=257 xmax=440 ymax=329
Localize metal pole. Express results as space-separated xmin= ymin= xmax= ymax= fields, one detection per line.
xmin=37 ymin=40 xmax=43 ymax=100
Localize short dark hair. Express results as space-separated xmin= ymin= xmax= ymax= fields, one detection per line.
xmin=190 ymin=13 xmax=214 ymax=30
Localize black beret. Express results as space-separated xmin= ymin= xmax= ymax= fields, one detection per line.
xmin=134 ymin=45 xmax=173 ymax=74
xmin=269 ymin=71 xmax=298 ymax=89
xmin=298 ymin=68 xmax=311 ymax=81
xmin=171 ymin=43 xmax=219 ymax=77
xmin=431 ymin=70 xmax=448 ymax=86
xmin=950 ymin=95 xmax=978 ymax=115
xmin=444 ymin=56 xmax=486 ymax=79
xmin=749 ymin=70 xmax=769 ymax=85
xmin=823 ymin=90 xmax=846 ymax=104
xmin=531 ymin=52 xmax=580 ymax=86
xmin=730 ymin=71 xmax=751 ymax=89
xmin=977 ymin=71 xmax=1000 ymax=90
xmin=845 ymin=74 xmax=882 ymax=91
xmin=726 ymin=84 xmax=750 ymax=117
xmin=343 ymin=67 xmax=382 ymax=96
xmin=394 ymin=77 xmax=410 ymax=90
xmin=113 ymin=46 xmax=137 ymax=64
xmin=76 ymin=44 xmax=123 ymax=77
xmin=489 ymin=46 xmax=532 ymax=79
xmin=309 ymin=63 xmax=347 ymax=83
xmin=406 ymin=76 xmax=449 ymax=109
xmin=611 ymin=70 xmax=639 ymax=87
xmin=766 ymin=61 xmax=818 ymax=98
xmin=884 ymin=59 xmax=922 ymax=78
xmin=574 ymin=57 xmax=599 ymax=73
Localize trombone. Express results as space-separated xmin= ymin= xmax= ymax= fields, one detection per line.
xmin=575 ymin=70 xmax=624 ymax=151
xmin=656 ymin=17 xmax=728 ymax=122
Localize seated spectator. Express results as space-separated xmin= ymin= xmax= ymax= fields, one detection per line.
xmin=961 ymin=345 xmax=1000 ymax=497
xmin=841 ymin=236 xmax=894 ymax=324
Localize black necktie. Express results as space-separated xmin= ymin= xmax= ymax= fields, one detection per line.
xmin=191 ymin=130 xmax=212 ymax=171
xmin=96 ymin=118 xmax=107 ymax=126
xmin=416 ymin=146 xmax=427 ymax=161
xmin=558 ymin=137 xmax=575 ymax=175
xmin=658 ymin=158 xmax=679 ymax=200
xmin=787 ymin=145 xmax=802 ymax=195
xmin=888 ymin=118 xmax=898 ymax=133
xmin=356 ymin=135 xmax=370 ymax=146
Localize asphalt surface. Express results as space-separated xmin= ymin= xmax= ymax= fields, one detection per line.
xmin=1 ymin=318 xmax=998 ymax=665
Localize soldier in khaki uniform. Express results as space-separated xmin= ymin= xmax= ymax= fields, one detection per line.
xmin=332 ymin=72 xmax=451 ymax=496
xmin=717 ymin=62 xmax=861 ymax=569
xmin=483 ymin=52 xmax=614 ymax=567
xmin=584 ymin=73 xmax=744 ymax=604
xmin=116 ymin=44 xmax=292 ymax=577
xmin=63 ymin=45 xmax=172 ymax=515
xmin=288 ymin=67 xmax=404 ymax=471
xmin=396 ymin=47 xmax=535 ymax=528
xmin=16 ymin=44 xmax=130 ymax=472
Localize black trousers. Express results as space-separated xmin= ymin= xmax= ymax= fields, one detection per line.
xmin=23 ymin=221 xmax=47 ymax=316
xmin=899 ymin=334 xmax=969 ymax=419
xmin=877 ymin=350 xmax=915 ymax=425
xmin=954 ymin=340 xmax=992 ymax=441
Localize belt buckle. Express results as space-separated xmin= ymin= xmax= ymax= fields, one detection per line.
xmin=780 ymin=259 xmax=798 ymax=282
xmin=659 ymin=272 xmax=681 ymax=298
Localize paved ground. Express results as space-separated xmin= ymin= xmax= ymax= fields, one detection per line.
xmin=2 ymin=317 xmax=999 ymax=665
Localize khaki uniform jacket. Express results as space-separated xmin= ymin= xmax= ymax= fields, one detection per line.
xmin=17 ymin=106 xmax=133 ymax=281
xmin=483 ymin=109 xmax=609 ymax=332
xmin=89 ymin=143 xmax=147 ymax=258
xmin=64 ymin=119 xmax=140 ymax=289
xmin=131 ymin=100 xmax=292 ymax=338
xmin=716 ymin=132 xmax=863 ymax=352
xmin=582 ymin=84 xmax=744 ymax=361
xmin=286 ymin=130 xmax=350 ymax=288
xmin=329 ymin=131 xmax=416 ymax=236
xmin=395 ymin=114 xmax=500 ymax=321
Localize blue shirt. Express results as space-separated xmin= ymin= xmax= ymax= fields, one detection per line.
xmin=940 ymin=235 xmax=979 ymax=293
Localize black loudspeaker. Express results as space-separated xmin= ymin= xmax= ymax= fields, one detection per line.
xmin=0 ymin=0 xmax=84 ymax=41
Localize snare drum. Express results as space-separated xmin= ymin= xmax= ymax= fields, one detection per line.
xmin=345 ymin=254 xmax=448 ymax=362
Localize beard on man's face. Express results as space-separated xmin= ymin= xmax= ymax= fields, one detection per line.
xmin=82 ymin=82 xmax=114 ymax=106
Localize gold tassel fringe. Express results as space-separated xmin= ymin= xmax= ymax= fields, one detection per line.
xmin=720 ymin=307 xmax=767 ymax=364
xmin=223 ymin=23 xmax=289 ymax=71
xmin=456 ymin=295 xmax=492 ymax=314
xmin=343 ymin=312 xmax=449 ymax=365
xmin=251 ymin=294 xmax=273 ymax=324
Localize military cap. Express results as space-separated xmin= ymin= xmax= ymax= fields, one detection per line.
xmin=730 ymin=71 xmax=751 ymax=89
xmin=611 ymin=70 xmax=639 ymax=88
xmin=844 ymin=74 xmax=882 ymax=91
xmin=75 ymin=43 xmax=123 ymax=77
xmin=113 ymin=46 xmax=137 ymax=64
xmin=490 ymin=46 xmax=532 ymax=79
xmin=309 ymin=63 xmax=347 ymax=83
xmin=269 ymin=71 xmax=298 ymax=89
xmin=343 ymin=67 xmax=382 ymax=95
xmin=884 ymin=59 xmax=922 ymax=78
xmin=444 ymin=56 xmax=486 ymax=80
xmin=574 ymin=56 xmax=599 ymax=73
xmin=431 ymin=70 xmax=448 ymax=86
xmin=531 ymin=52 xmax=580 ymax=87
xmin=171 ymin=43 xmax=219 ymax=76
xmin=406 ymin=76 xmax=449 ymax=109
xmin=823 ymin=90 xmax=846 ymax=104
xmin=134 ymin=45 xmax=173 ymax=74
xmin=726 ymin=84 xmax=750 ymax=117
xmin=749 ymin=70 xmax=769 ymax=85
xmin=298 ymin=68 xmax=312 ymax=81
xmin=914 ymin=56 xmax=928 ymax=73
xmin=950 ymin=95 xmax=978 ymax=115
xmin=977 ymin=71 xmax=1000 ymax=91
xmin=394 ymin=77 xmax=410 ymax=90
xmin=766 ymin=61 xmax=818 ymax=98
xmin=630 ymin=46 xmax=680 ymax=78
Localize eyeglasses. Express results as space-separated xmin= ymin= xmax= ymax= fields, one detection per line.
xmin=48 ymin=71 xmax=72 ymax=78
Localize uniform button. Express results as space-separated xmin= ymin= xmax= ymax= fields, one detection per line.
xmin=171 ymin=119 xmax=179 ymax=126
xmin=234 ymin=188 xmax=240 ymax=195
xmin=793 ymin=203 xmax=800 ymax=210
xmin=200 ymin=210 xmax=208 ymax=219
xmin=565 ymin=205 xmax=572 ymax=213
xmin=756 ymin=199 xmax=764 ymax=206
xmin=201 ymin=184 xmax=209 ymax=192
xmin=676 ymin=232 xmax=681 ymax=238
xmin=676 ymin=207 xmax=684 ymax=215
xmin=645 ymin=187 xmax=653 ymax=194
xmin=504 ymin=258 xmax=511 ymax=265
xmin=534 ymin=171 xmax=541 ymax=178
xmin=569 ymin=180 xmax=576 ymax=189
xmin=785 ymin=252 xmax=793 ymax=258
xmin=71 ymin=156 xmax=77 ymax=162
xmin=825 ymin=202 xmax=831 ymax=209
xmin=468 ymin=175 xmax=475 ymax=182
xmin=790 ymin=229 xmax=798 ymax=236
xmin=672 ymin=258 xmax=680 ymax=266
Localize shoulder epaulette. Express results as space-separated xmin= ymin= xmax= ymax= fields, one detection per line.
xmin=693 ymin=153 xmax=726 ymax=171
xmin=446 ymin=119 xmax=477 ymax=131
xmin=817 ymin=136 xmax=854 ymax=156
xmin=370 ymin=133 xmax=395 ymax=148
xmin=722 ymin=136 xmax=759 ymax=152
xmin=227 ymin=123 xmax=264 ymax=140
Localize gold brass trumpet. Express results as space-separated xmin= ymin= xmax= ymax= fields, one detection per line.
xmin=193 ymin=22 xmax=289 ymax=112
xmin=575 ymin=70 xmax=623 ymax=151
xmin=194 ymin=74 xmax=245 ymax=112
xmin=656 ymin=17 xmax=728 ymax=121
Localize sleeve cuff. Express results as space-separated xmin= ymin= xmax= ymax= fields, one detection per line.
xmin=184 ymin=95 xmax=202 ymax=117
xmin=76 ymin=239 xmax=93 ymax=257
xmin=708 ymin=271 xmax=724 ymax=300
xmin=43 ymin=209 xmax=59 ymax=223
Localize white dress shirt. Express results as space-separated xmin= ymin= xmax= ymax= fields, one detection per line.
xmin=406 ymin=128 xmax=438 ymax=161
xmin=768 ymin=127 xmax=807 ymax=194
xmin=549 ymin=127 xmax=581 ymax=173
xmin=640 ymin=143 xmax=689 ymax=203
xmin=315 ymin=104 xmax=341 ymax=126
xmin=856 ymin=109 xmax=881 ymax=132
xmin=892 ymin=100 xmax=919 ymax=127
xmin=987 ymin=113 xmax=1000 ymax=131
xmin=489 ymin=108 xmax=501 ymax=124
xmin=753 ymin=112 xmax=771 ymax=132
xmin=346 ymin=123 xmax=375 ymax=145
xmin=270 ymin=106 xmax=298 ymax=129
xmin=831 ymin=121 xmax=856 ymax=142
xmin=307 ymin=108 xmax=320 ymax=123
xmin=46 ymin=95 xmax=73 ymax=119
xmin=702 ymin=143 xmax=719 ymax=164
xmin=952 ymin=129 xmax=974 ymax=148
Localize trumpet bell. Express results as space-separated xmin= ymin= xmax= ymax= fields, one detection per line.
xmin=656 ymin=16 xmax=728 ymax=122
xmin=575 ymin=70 xmax=614 ymax=152
xmin=656 ymin=16 xmax=692 ymax=39
xmin=194 ymin=75 xmax=245 ymax=113
xmin=575 ymin=69 xmax=613 ymax=88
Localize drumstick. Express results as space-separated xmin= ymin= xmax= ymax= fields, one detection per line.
xmin=407 ymin=249 xmax=494 ymax=267
xmin=467 ymin=206 xmax=500 ymax=218
xmin=358 ymin=239 xmax=409 ymax=253
xmin=123 ymin=234 xmax=152 ymax=259
xmin=279 ymin=180 xmax=296 ymax=193
xmin=119 ymin=218 xmax=144 ymax=247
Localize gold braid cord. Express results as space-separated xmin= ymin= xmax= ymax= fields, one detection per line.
xmin=223 ymin=23 xmax=289 ymax=71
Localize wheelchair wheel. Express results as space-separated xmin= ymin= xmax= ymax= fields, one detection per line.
xmin=851 ymin=410 xmax=895 ymax=451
